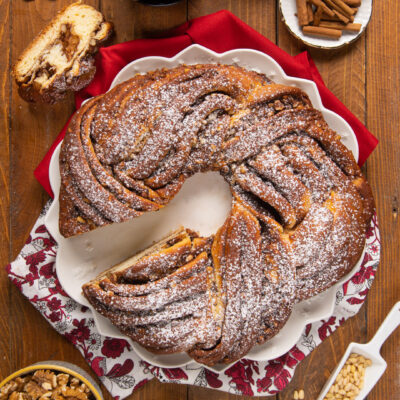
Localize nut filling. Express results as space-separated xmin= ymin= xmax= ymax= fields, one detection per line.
xmin=58 ymin=24 xmax=81 ymax=62
xmin=0 ymin=370 xmax=95 ymax=400
xmin=27 ymin=23 xmax=81 ymax=86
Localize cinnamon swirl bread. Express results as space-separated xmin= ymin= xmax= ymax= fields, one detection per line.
xmin=59 ymin=64 xmax=374 ymax=365
xmin=13 ymin=2 xmax=113 ymax=104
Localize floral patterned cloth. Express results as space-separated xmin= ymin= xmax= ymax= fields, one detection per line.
xmin=6 ymin=202 xmax=380 ymax=398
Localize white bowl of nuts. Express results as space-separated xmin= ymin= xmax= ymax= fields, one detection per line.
xmin=0 ymin=361 xmax=103 ymax=400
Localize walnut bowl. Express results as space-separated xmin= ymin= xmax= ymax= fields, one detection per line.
xmin=0 ymin=361 xmax=103 ymax=400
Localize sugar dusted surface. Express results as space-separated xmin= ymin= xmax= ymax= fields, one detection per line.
xmin=58 ymin=63 xmax=375 ymax=366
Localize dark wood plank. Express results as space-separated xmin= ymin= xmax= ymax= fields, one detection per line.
xmin=130 ymin=380 xmax=187 ymax=400
xmin=9 ymin=0 xmax=81 ymax=257
xmin=7 ymin=0 xmax=100 ymax=382
xmin=101 ymin=0 xmax=187 ymax=43
xmin=365 ymin=1 xmax=400 ymax=399
xmin=188 ymin=0 xmax=276 ymax=42
xmin=188 ymin=385 xmax=270 ymax=400
xmin=0 ymin=0 xmax=11 ymax=381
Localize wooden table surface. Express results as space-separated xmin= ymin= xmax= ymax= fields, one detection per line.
xmin=0 ymin=1 xmax=399 ymax=399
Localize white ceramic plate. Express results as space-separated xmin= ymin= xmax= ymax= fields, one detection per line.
xmin=45 ymin=44 xmax=363 ymax=372
xmin=279 ymin=0 xmax=372 ymax=49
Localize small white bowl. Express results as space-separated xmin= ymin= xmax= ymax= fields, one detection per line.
xmin=279 ymin=0 xmax=373 ymax=49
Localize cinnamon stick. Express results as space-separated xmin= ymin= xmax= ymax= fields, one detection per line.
xmin=319 ymin=21 xmax=362 ymax=31
xmin=307 ymin=2 xmax=314 ymax=24
xmin=321 ymin=13 xmax=342 ymax=21
xmin=319 ymin=21 xmax=347 ymax=29
xmin=314 ymin=6 xmax=323 ymax=26
xmin=343 ymin=0 xmax=361 ymax=6
xmin=333 ymin=9 xmax=350 ymax=23
xmin=331 ymin=0 xmax=356 ymax=15
xmin=309 ymin=0 xmax=335 ymax=17
xmin=324 ymin=0 xmax=352 ymax=18
xmin=296 ymin=0 xmax=309 ymax=26
xmin=302 ymin=25 xmax=342 ymax=38
xmin=344 ymin=22 xmax=362 ymax=31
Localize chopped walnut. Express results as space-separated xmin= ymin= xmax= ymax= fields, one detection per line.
xmin=1 ymin=382 xmax=18 ymax=398
xmin=56 ymin=374 xmax=69 ymax=388
xmin=24 ymin=381 xmax=46 ymax=400
xmin=50 ymin=386 xmax=65 ymax=400
xmin=274 ymin=100 xmax=284 ymax=111
xmin=1 ymin=370 xmax=93 ymax=400
xmin=79 ymin=385 xmax=90 ymax=395
xmin=32 ymin=370 xmax=57 ymax=391
xmin=60 ymin=387 xmax=87 ymax=400
xmin=9 ymin=393 xmax=30 ymax=400
xmin=15 ymin=378 xmax=29 ymax=393
xmin=68 ymin=379 xmax=79 ymax=390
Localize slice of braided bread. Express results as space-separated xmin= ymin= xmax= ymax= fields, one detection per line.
xmin=13 ymin=1 xmax=113 ymax=104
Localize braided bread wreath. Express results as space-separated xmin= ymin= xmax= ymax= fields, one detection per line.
xmin=57 ymin=47 xmax=374 ymax=367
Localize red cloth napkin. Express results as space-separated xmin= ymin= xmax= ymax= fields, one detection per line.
xmin=34 ymin=10 xmax=378 ymax=197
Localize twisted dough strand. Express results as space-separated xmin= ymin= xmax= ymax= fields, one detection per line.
xmin=59 ymin=64 xmax=375 ymax=365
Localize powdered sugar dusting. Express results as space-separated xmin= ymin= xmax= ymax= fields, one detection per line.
xmin=63 ymin=64 xmax=375 ymax=366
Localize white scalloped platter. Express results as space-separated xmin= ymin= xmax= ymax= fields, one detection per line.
xmin=45 ymin=44 xmax=363 ymax=373
xmin=279 ymin=0 xmax=372 ymax=49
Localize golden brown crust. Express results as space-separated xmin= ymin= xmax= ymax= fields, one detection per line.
xmin=62 ymin=63 xmax=375 ymax=365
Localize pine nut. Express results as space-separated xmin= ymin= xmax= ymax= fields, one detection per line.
xmin=323 ymin=354 xmax=372 ymax=400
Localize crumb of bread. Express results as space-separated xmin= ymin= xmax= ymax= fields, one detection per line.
xmin=13 ymin=1 xmax=113 ymax=103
